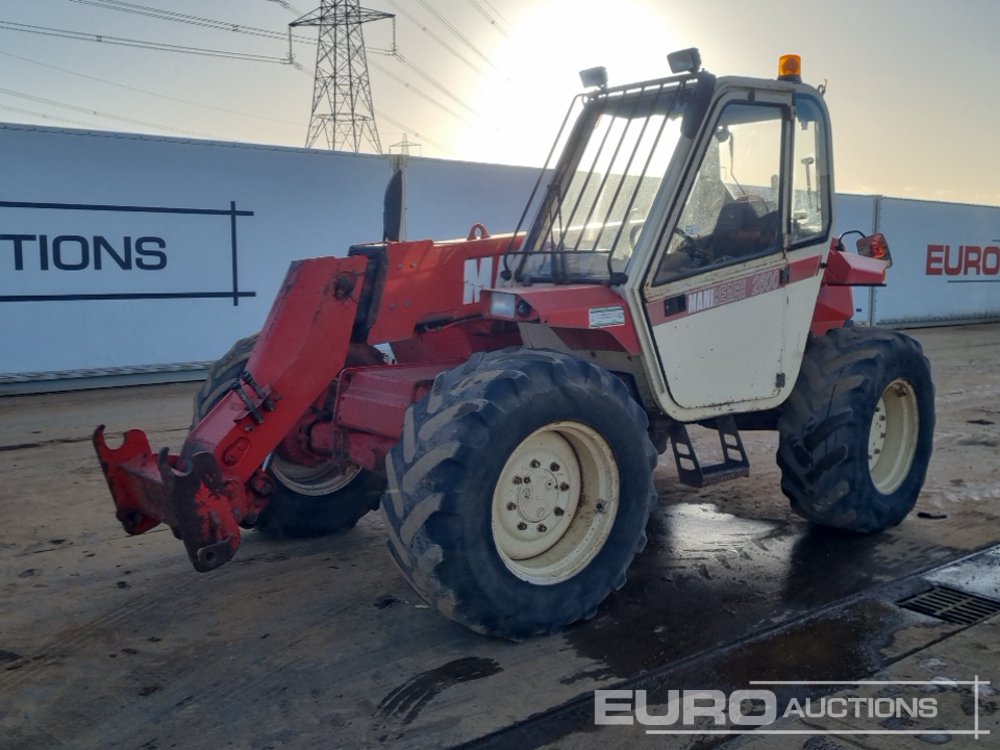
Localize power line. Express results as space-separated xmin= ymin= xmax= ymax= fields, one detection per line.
xmin=382 ymin=0 xmax=488 ymax=76
xmin=0 ymin=49 xmax=306 ymax=127
xmin=374 ymin=107 xmax=451 ymax=155
xmin=267 ymin=0 xmax=305 ymax=15
xmin=478 ymin=0 xmax=514 ymax=29
xmin=369 ymin=59 xmax=471 ymax=124
xmin=67 ymin=0 xmax=316 ymax=44
xmin=290 ymin=64 xmax=450 ymax=155
xmin=2 ymin=1 xmax=466 ymax=154
xmin=0 ymin=20 xmax=293 ymax=64
xmin=0 ymin=86 xmax=214 ymax=137
xmin=0 ymin=103 xmax=98 ymax=130
xmin=271 ymin=0 xmax=467 ymax=152
xmin=464 ymin=0 xmax=511 ymax=38
xmin=393 ymin=53 xmax=478 ymax=117
xmin=279 ymin=4 xmax=476 ymax=131
xmin=413 ymin=0 xmax=499 ymax=71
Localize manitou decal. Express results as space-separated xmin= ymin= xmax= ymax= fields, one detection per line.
xmin=463 ymin=255 xmax=503 ymax=304
xmin=0 ymin=200 xmax=256 ymax=304
xmin=926 ymin=244 xmax=1000 ymax=277
xmin=686 ymin=269 xmax=782 ymax=315
xmin=647 ymin=262 xmax=823 ymax=327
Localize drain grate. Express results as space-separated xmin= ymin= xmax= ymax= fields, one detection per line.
xmin=897 ymin=585 xmax=1000 ymax=625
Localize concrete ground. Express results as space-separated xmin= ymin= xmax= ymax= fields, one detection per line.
xmin=1 ymin=324 xmax=998 ymax=749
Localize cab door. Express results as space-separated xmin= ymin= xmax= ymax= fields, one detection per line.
xmin=642 ymin=92 xmax=793 ymax=411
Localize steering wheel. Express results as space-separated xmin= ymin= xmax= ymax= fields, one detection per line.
xmin=673 ymin=227 xmax=714 ymax=268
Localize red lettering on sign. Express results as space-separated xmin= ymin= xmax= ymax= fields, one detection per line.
xmin=984 ymin=247 xmax=1000 ymax=275
xmin=944 ymin=245 xmax=963 ymax=275
xmin=964 ymin=245 xmax=982 ymax=274
xmin=926 ymin=244 xmax=944 ymax=275
xmin=926 ymin=243 xmax=1000 ymax=276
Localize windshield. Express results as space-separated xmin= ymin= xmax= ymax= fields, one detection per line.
xmin=510 ymin=80 xmax=691 ymax=284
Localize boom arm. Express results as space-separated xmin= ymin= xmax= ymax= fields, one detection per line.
xmin=94 ymin=255 xmax=368 ymax=571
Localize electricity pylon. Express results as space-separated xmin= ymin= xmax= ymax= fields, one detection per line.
xmin=291 ymin=0 xmax=393 ymax=152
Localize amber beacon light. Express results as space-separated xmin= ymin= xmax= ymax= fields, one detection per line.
xmin=778 ymin=54 xmax=802 ymax=82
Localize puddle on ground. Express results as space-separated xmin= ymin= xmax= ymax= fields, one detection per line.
xmin=565 ymin=502 xmax=959 ymax=677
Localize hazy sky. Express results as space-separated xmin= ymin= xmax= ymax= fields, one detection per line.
xmin=1 ymin=0 xmax=998 ymax=206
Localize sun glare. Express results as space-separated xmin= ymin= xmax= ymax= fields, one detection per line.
xmin=456 ymin=0 xmax=680 ymax=167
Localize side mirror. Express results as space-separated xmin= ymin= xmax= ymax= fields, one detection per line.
xmin=856 ymin=233 xmax=892 ymax=267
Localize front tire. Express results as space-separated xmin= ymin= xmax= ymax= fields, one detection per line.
xmin=194 ymin=334 xmax=386 ymax=538
xmin=381 ymin=349 xmax=658 ymax=639
xmin=777 ymin=326 xmax=935 ymax=532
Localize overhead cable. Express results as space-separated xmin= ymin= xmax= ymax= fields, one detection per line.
xmin=0 ymin=48 xmax=305 ymax=127
xmin=67 ymin=0 xmax=316 ymax=44
xmin=464 ymin=0 xmax=511 ymax=38
xmin=0 ymin=85 xmax=214 ymax=136
xmin=413 ymin=0 xmax=499 ymax=71
xmin=382 ymin=0 xmax=487 ymax=75
xmin=0 ymin=20 xmax=292 ymax=63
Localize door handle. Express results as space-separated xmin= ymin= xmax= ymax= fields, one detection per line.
xmin=664 ymin=294 xmax=686 ymax=316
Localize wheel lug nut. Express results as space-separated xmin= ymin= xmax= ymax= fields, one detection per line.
xmin=513 ymin=476 xmax=522 ymax=485
xmin=559 ymin=482 xmax=570 ymax=491
xmin=524 ymin=476 xmax=531 ymax=484
xmin=596 ymin=501 xmax=606 ymax=513
xmin=538 ymin=524 xmax=547 ymax=532
xmin=554 ymin=507 xmax=565 ymax=516
xmin=517 ymin=522 xmax=527 ymax=530
xmin=550 ymin=462 xmax=560 ymax=471
xmin=530 ymin=459 xmax=540 ymax=468
xmin=506 ymin=502 xmax=517 ymax=511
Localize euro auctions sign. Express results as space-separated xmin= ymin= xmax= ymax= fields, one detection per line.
xmin=926 ymin=244 xmax=1000 ymax=277
xmin=866 ymin=198 xmax=1000 ymax=325
xmin=594 ymin=680 xmax=992 ymax=738
xmin=0 ymin=199 xmax=256 ymax=305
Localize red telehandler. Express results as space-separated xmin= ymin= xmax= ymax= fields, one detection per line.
xmin=95 ymin=51 xmax=934 ymax=638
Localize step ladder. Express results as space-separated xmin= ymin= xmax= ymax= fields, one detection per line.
xmin=668 ymin=415 xmax=750 ymax=488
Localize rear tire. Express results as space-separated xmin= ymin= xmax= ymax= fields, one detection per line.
xmin=777 ymin=326 xmax=935 ymax=533
xmin=194 ymin=334 xmax=385 ymax=538
xmin=381 ymin=348 xmax=658 ymax=639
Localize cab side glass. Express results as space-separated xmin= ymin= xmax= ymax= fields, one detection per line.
xmin=790 ymin=96 xmax=830 ymax=246
xmin=654 ymin=102 xmax=784 ymax=285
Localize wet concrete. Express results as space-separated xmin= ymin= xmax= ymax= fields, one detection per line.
xmin=473 ymin=545 xmax=998 ymax=750
xmin=563 ymin=503 xmax=973 ymax=680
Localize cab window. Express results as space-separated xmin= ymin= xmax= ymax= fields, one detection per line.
xmin=790 ymin=95 xmax=830 ymax=246
xmin=654 ymin=102 xmax=784 ymax=284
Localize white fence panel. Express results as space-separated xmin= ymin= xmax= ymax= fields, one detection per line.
xmin=2 ymin=123 xmax=996 ymax=389
xmin=0 ymin=125 xmax=537 ymax=385
xmin=0 ymin=125 xmax=387 ymax=377
xmin=873 ymin=198 xmax=1000 ymax=325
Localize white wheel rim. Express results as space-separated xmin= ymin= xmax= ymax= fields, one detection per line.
xmin=491 ymin=421 xmax=619 ymax=585
xmin=269 ymin=455 xmax=362 ymax=497
xmin=867 ymin=378 xmax=919 ymax=495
